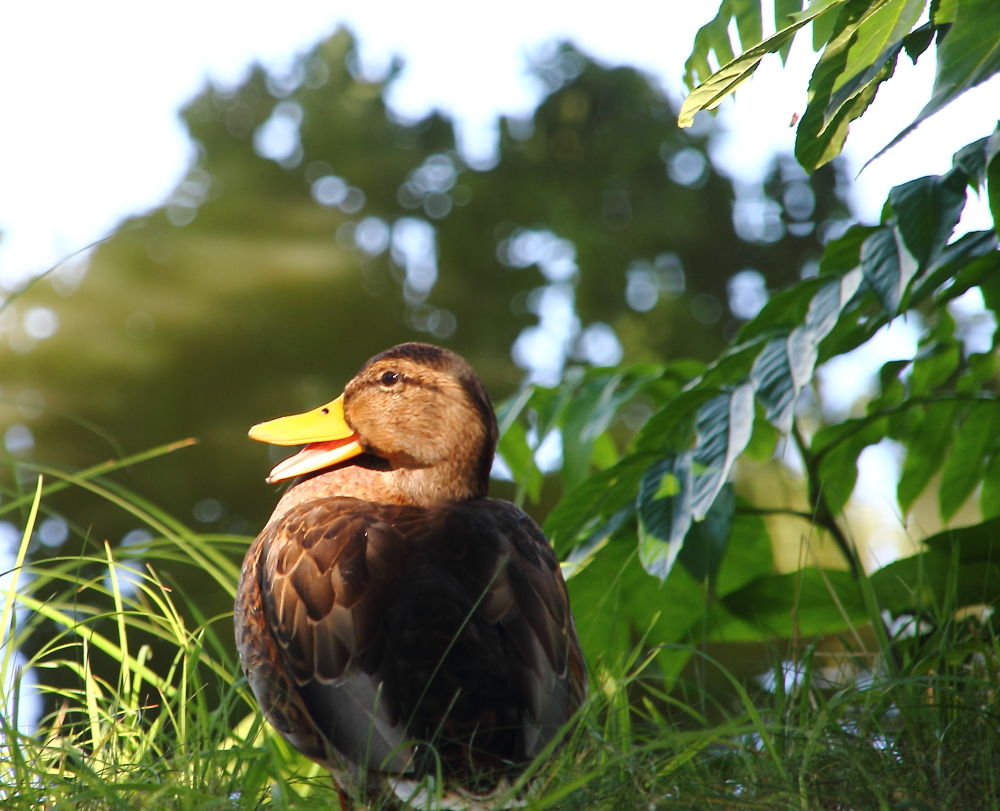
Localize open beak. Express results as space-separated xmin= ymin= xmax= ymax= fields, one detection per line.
xmin=249 ymin=393 xmax=364 ymax=483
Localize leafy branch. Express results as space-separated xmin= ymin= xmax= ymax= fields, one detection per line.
xmin=680 ymin=0 xmax=1000 ymax=170
xmin=499 ymin=123 xmax=1000 ymax=666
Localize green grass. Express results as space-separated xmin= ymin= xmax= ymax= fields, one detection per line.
xmin=1 ymin=448 xmax=999 ymax=810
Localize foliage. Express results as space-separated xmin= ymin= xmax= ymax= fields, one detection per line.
xmin=2 ymin=463 xmax=1000 ymax=810
xmin=497 ymin=0 xmax=1000 ymax=681
xmin=0 ymin=30 xmax=851 ymax=608
xmin=681 ymin=0 xmax=1000 ymax=170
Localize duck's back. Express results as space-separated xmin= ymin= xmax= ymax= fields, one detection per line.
xmin=235 ymin=496 xmax=587 ymax=780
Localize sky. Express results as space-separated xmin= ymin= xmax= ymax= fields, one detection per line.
xmin=1 ymin=0 xmax=998 ymax=291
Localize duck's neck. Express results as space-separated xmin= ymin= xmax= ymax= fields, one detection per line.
xmin=263 ymin=454 xmax=484 ymax=529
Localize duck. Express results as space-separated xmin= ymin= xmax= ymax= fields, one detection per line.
xmin=235 ymin=342 xmax=587 ymax=806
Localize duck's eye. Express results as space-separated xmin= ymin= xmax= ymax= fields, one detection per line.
xmin=320 ymin=407 xmax=329 ymax=415
xmin=381 ymin=371 xmax=400 ymax=386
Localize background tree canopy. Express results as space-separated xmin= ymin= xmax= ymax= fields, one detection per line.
xmin=0 ymin=28 xmax=848 ymax=549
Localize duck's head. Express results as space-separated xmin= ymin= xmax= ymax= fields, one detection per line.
xmin=249 ymin=343 xmax=498 ymax=504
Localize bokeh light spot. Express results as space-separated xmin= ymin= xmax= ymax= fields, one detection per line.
xmin=691 ymin=294 xmax=722 ymax=325
xmin=783 ymin=182 xmax=815 ymax=221
xmin=423 ymin=192 xmax=453 ymax=219
xmin=311 ymin=175 xmax=348 ymax=207
xmin=667 ymin=147 xmax=707 ymax=186
xmin=39 ymin=517 xmax=69 ymax=548
xmin=193 ymin=499 xmax=224 ymax=523
xmin=727 ymin=270 xmax=769 ymax=320
xmin=577 ymin=322 xmax=623 ymax=367
xmin=23 ymin=307 xmax=58 ymax=340
xmin=339 ymin=187 xmax=366 ymax=214
xmin=4 ymin=424 xmax=34 ymax=455
xmin=253 ymin=101 xmax=303 ymax=167
xmin=354 ymin=217 xmax=390 ymax=256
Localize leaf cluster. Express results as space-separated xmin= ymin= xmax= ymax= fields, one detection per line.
xmin=680 ymin=0 xmax=1000 ymax=171
xmin=499 ymin=115 xmax=1000 ymax=677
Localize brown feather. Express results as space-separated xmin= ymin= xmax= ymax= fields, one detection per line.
xmin=237 ymin=497 xmax=585 ymax=780
xmin=235 ymin=343 xmax=587 ymax=799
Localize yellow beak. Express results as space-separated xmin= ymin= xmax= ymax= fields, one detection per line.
xmin=248 ymin=394 xmax=364 ymax=483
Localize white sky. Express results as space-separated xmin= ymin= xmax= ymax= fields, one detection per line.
xmin=1 ymin=0 xmax=998 ymax=289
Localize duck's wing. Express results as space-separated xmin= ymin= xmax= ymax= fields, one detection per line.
xmin=440 ymin=500 xmax=588 ymax=758
xmin=244 ymin=496 xmax=587 ymax=775
xmin=253 ymin=497 xmax=418 ymax=773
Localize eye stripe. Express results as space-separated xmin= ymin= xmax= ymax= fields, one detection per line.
xmin=353 ymin=375 xmax=441 ymax=392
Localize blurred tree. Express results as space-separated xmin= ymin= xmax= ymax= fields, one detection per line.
xmin=0 ymin=28 xmax=850 ymax=563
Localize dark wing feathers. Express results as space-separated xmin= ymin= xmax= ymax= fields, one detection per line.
xmin=240 ymin=495 xmax=586 ymax=777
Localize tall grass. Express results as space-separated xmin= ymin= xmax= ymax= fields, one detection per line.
xmin=1 ymin=446 xmax=998 ymax=809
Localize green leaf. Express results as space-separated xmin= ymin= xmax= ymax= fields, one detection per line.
xmin=545 ymin=453 xmax=648 ymax=554
xmin=939 ymin=401 xmax=1000 ymax=522
xmin=590 ymin=431 xmax=619 ymax=470
xmin=636 ymin=389 xmax=717 ymax=453
xmin=560 ymin=379 xmax=613 ymax=494
xmin=738 ymin=279 xmax=825 ymax=341
xmin=875 ymin=0 xmax=1000 ymax=159
xmin=709 ymin=568 xmax=864 ymax=641
xmin=684 ymin=0 xmax=738 ymax=91
xmin=890 ymin=168 xmax=968 ymax=269
xmin=637 ymin=384 xmax=755 ymax=581
xmin=638 ymin=454 xmax=694 ymax=580
xmin=934 ymin=249 xmax=1000 ymax=309
xmin=743 ymin=401 xmax=780 ymax=461
xmin=989 ymin=130 xmax=1000 ymax=236
xmin=819 ymin=223 xmax=880 ymax=276
xmin=497 ymin=417 xmax=543 ymax=504
xmin=752 ymin=271 xmax=864 ymax=431
xmin=910 ymin=228 xmax=999 ymax=305
xmin=923 ymin=520 xmax=1000 ymax=563
xmin=816 ymin=300 xmax=885 ymax=364
xmin=952 ymin=135 xmax=992 ymax=188
xmin=981 ymin=454 xmax=1000 ymax=519
xmin=897 ymin=400 xmax=962 ymax=512
xmin=933 ymin=0 xmax=957 ymax=24
xmin=560 ymin=368 xmax=657 ymax=493
xmin=679 ymin=0 xmax=848 ymax=127
xmin=682 ymin=0 xmax=764 ymax=91
xmin=715 ymin=507 xmax=775 ymax=597
xmin=814 ymin=416 xmax=889 ymax=512
xmin=957 ymin=351 xmax=998 ymax=394
xmin=873 ymin=549 xmax=1000 ymax=614
xmin=812 ymin=0 xmax=843 ymax=50
xmin=734 ymin=0 xmax=764 ymax=51
xmin=859 ymin=226 xmax=919 ymax=315
xmin=909 ymin=341 xmax=960 ymax=396
xmin=567 ymin=531 xmax=707 ymax=668
xmin=678 ymin=483 xmax=736 ymax=587
xmin=825 ymin=0 xmax=925 ymax=127
xmin=796 ymin=0 xmax=899 ymax=170
xmin=776 ymin=0 xmax=806 ymax=60
xmin=903 ymin=22 xmax=935 ymax=62
xmin=690 ymin=385 xmax=756 ymax=517
xmin=868 ymin=359 xmax=911 ymax=412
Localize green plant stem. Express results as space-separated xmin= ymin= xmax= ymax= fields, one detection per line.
xmin=791 ymin=421 xmax=860 ymax=577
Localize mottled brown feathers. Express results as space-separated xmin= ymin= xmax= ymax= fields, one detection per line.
xmin=237 ymin=497 xmax=586 ymax=780
xmin=235 ymin=343 xmax=586 ymax=796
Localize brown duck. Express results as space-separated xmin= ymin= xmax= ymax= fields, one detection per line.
xmin=235 ymin=343 xmax=587 ymax=804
